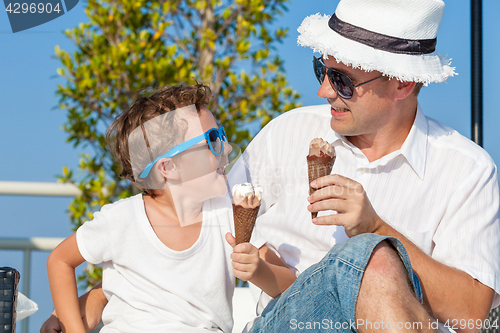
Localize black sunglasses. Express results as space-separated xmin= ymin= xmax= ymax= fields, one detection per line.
xmin=313 ymin=56 xmax=384 ymax=99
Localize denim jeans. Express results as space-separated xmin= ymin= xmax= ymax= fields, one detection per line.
xmin=248 ymin=233 xmax=422 ymax=333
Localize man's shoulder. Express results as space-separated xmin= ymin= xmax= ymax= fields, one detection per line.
xmin=269 ymin=104 xmax=332 ymax=126
xmin=426 ymin=116 xmax=496 ymax=167
xmin=256 ymin=104 xmax=333 ymax=141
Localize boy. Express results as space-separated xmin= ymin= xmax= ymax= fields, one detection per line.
xmin=47 ymin=83 xmax=295 ymax=332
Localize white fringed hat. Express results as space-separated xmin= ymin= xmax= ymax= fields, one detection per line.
xmin=297 ymin=0 xmax=456 ymax=85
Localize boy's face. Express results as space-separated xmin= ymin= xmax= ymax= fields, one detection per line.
xmin=169 ymin=106 xmax=231 ymax=199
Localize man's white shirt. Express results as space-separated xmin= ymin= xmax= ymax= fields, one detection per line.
xmin=229 ymin=104 xmax=500 ymax=308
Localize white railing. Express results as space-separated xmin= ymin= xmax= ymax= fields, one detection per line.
xmin=0 ymin=237 xmax=64 ymax=333
xmin=0 ymin=181 xmax=81 ymax=333
xmin=0 ymin=181 xmax=82 ymax=197
xmin=0 ymin=238 xmax=65 ymax=298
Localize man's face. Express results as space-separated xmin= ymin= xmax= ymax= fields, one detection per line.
xmin=317 ymin=55 xmax=395 ymax=139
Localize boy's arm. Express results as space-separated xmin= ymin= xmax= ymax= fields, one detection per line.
xmin=250 ymin=245 xmax=297 ymax=298
xmin=40 ymin=283 xmax=107 ymax=333
xmin=226 ymin=233 xmax=296 ymax=298
xmin=47 ymin=233 xmax=87 ymax=333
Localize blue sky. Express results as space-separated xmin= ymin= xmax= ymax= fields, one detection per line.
xmin=1 ymin=0 xmax=499 ymax=331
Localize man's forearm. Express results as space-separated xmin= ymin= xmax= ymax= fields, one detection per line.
xmin=43 ymin=282 xmax=106 ymax=333
xmin=374 ymin=221 xmax=494 ymax=332
xmin=81 ymin=282 xmax=107 ymax=331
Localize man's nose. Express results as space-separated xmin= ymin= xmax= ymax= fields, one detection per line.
xmin=317 ymin=76 xmax=338 ymax=99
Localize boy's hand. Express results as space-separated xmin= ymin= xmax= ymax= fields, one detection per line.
xmin=225 ymin=233 xmax=261 ymax=281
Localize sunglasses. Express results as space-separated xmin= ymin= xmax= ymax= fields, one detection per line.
xmin=313 ymin=56 xmax=384 ymax=99
xmin=140 ymin=127 xmax=228 ymax=178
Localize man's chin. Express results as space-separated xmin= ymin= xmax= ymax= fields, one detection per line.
xmin=330 ymin=118 xmax=355 ymax=136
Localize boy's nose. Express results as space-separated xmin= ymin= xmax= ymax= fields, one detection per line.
xmin=222 ymin=141 xmax=232 ymax=155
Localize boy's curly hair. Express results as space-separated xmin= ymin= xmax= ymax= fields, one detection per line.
xmin=106 ymin=83 xmax=212 ymax=191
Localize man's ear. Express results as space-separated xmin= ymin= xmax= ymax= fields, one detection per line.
xmin=157 ymin=158 xmax=180 ymax=180
xmin=394 ymin=80 xmax=417 ymax=100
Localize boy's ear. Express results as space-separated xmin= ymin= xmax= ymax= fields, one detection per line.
xmin=157 ymin=158 xmax=180 ymax=180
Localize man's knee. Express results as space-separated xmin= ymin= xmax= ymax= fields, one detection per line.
xmin=366 ymin=241 xmax=404 ymax=275
xmin=356 ymin=241 xmax=435 ymax=332
xmin=363 ymin=240 xmax=414 ymax=292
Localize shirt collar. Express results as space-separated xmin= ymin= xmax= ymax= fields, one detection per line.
xmin=328 ymin=104 xmax=428 ymax=180
xmin=399 ymin=104 xmax=428 ymax=180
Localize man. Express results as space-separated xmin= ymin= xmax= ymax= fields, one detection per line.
xmin=228 ymin=0 xmax=499 ymax=332
xmin=42 ymin=0 xmax=499 ymax=332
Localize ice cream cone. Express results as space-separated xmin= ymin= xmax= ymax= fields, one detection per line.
xmin=307 ymin=138 xmax=335 ymax=219
xmin=233 ymin=204 xmax=260 ymax=245
xmin=231 ymin=183 xmax=262 ymax=245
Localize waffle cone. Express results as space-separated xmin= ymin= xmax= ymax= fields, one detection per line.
xmin=233 ymin=204 xmax=260 ymax=245
xmin=307 ymin=155 xmax=335 ymax=219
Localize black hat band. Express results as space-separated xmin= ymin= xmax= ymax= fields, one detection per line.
xmin=328 ymin=13 xmax=437 ymax=55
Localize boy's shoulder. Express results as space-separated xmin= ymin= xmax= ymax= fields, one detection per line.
xmin=97 ymin=193 xmax=143 ymax=218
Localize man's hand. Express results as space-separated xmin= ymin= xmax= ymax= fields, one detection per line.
xmin=225 ymin=233 xmax=261 ymax=281
xmin=40 ymin=311 xmax=62 ymax=333
xmin=307 ymin=174 xmax=384 ymax=237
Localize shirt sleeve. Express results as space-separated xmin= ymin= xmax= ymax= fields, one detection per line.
xmin=76 ymin=209 xmax=113 ymax=265
xmin=432 ymin=161 xmax=500 ymax=308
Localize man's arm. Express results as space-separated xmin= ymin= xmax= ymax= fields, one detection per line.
xmin=308 ymin=174 xmax=495 ymax=332
xmin=80 ymin=283 xmax=107 ymax=331
xmin=226 ymin=233 xmax=296 ymax=298
xmin=40 ymin=283 xmax=107 ymax=333
xmin=46 ymin=233 xmax=87 ymax=333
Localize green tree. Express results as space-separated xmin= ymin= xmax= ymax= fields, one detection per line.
xmin=56 ymin=0 xmax=301 ymax=288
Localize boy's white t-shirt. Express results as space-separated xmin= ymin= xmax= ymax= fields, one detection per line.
xmin=76 ymin=193 xmax=264 ymax=332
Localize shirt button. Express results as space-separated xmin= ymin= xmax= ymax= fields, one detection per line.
xmin=359 ymin=168 xmax=366 ymax=174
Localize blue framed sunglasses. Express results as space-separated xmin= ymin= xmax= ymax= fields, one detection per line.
xmin=139 ymin=127 xmax=228 ymax=179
